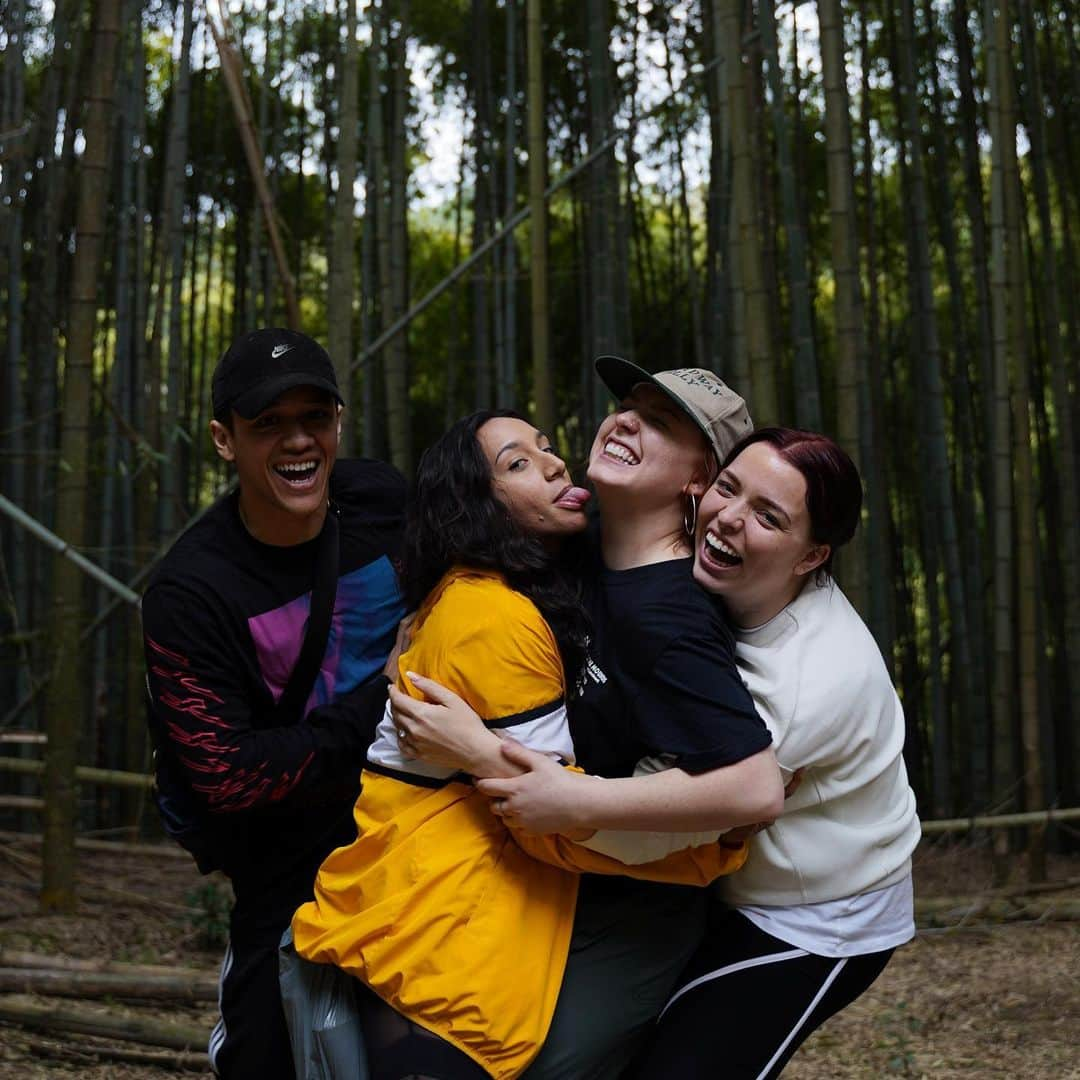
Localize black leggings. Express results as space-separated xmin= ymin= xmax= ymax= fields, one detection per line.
xmin=631 ymin=908 xmax=894 ymax=1079
xmin=355 ymin=981 xmax=490 ymax=1080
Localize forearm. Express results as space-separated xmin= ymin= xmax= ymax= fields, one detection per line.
xmin=580 ymin=827 xmax=724 ymax=864
xmin=460 ymin=730 xmax=528 ymax=779
xmin=162 ymin=715 xmax=351 ymax=813
xmin=152 ymin=672 xmax=389 ymax=813
xmin=561 ymin=747 xmax=784 ymax=833
xmin=510 ymin=826 xmax=747 ymax=885
xmin=389 ymin=677 xmax=566 ymax=778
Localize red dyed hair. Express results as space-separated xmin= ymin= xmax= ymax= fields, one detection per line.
xmin=721 ymin=427 xmax=863 ymax=577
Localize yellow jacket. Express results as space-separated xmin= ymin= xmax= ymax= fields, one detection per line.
xmin=292 ymin=568 xmax=746 ymax=1079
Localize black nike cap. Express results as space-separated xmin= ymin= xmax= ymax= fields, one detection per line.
xmin=211 ymin=328 xmax=344 ymax=421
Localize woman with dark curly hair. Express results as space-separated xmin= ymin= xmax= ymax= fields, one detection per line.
xmin=290 ymin=410 xmax=748 ymax=1080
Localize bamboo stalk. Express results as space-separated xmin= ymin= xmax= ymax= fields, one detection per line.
xmin=0 ymin=756 xmax=153 ymax=789
xmin=0 ymin=493 xmax=140 ymax=605
xmin=0 ymin=829 xmax=191 ymax=858
xmin=912 ymin=879 xmax=1080 ymax=912
xmin=75 ymin=836 xmax=189 ymax=858
xmin=920 ymin=807 xmax=1080 ymax=833
xmin=994 ymin=876 xmax=1080 ymax=897
xmin=0 ymin=995 xmax=208 ymax=1051
xmin=2 ymin=483 xmax=233 ymax=730
xmin=916 ymin=897 xmax=1080 ymax=924
xmin=0 ymin=966 xmax=217 ymax=1001
xmin=80 ymin=880 xmax=200 ymax=916
xmin=20 ymin=1034 xmax=207 ymax=1072
xmin=206 ymin=1 xmax=299 ymax=328
xmin=0 ymin=949 xmax=208 ymax=978
xmin=0 ymin=796 xmax=43 ymax=812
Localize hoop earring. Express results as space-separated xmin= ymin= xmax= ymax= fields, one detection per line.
xmin=683 ymin=492 xmax=698 ymax=538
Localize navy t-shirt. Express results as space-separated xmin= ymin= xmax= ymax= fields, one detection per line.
xmin=570 ymin=556 xmax=771 ymax=778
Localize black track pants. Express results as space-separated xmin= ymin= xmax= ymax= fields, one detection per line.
xmin=210 ymin=933 xmax=297 ymax=1080
xmin=631 ymin=908 xmax=894 ymax=1080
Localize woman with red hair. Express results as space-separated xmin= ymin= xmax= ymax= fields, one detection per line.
xmin=619 ymin=427 xmax=920 ymax=1077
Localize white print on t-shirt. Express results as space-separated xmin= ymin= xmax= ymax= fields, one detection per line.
xmin=584 ymin=657 xmax=607 ymax=686
xmin=574 ymin=637 xmax=608 ymax=699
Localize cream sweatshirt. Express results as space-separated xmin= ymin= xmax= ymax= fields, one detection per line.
xmin=584 ymin=576 xmax=920 ymax=907
xmin=718 ymin=576 xmax=920 ymax=906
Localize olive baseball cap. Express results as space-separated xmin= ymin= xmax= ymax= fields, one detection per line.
xmin=595 ymin=355 xmax=753 ymax=461
xmin=211 ymin=328 xmax=344 ymax=421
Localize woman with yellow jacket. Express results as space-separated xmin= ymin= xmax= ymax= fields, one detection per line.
xmin=291 ymin=410 xmax=752 ymax=1080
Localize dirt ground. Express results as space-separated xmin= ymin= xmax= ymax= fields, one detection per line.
xmin=0 ymin=833 xmax=1077 ymax=1079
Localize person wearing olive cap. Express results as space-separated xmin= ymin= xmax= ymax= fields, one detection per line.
xmin=142 ymin=329 xmax=405 ymax=1079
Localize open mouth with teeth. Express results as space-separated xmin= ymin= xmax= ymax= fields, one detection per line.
xmin=273 ymin=461 xmax=320 ymax=487
xmin=703 ymin=530 xmax=742 ymax=566
xmin=602 ymin=440 xmax=640 ymax=466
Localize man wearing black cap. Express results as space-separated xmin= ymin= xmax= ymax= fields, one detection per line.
xmin=142 ymin=329 xmax=405 ymax=1078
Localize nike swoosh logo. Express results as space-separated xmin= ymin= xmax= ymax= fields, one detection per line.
xmin=271 ymin=344 xmax=294 ymax=359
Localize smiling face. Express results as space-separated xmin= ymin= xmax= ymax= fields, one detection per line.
xmin=476 ymin=416 xmax=590 ymax=542
xmin=210 ymin=385 xmax=340 ymax=545
xmin=692 ymin=440 xmax=829 ymax=626
xmin=586 ymin=384 xmax=713 ymax=506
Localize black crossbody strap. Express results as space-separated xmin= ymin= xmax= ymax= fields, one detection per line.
xmin=273 ymin=506 xmax=341 ymax=723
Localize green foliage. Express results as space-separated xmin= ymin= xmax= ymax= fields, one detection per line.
xmin=186 ymin=880 xmax=231 ymax=949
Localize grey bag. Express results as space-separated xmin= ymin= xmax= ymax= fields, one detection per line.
xmin=279 ymin=927 xmax=369 ymax=1080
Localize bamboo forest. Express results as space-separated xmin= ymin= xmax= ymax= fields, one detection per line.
xmin=2 ymin=0 xmax=1080 ymax=1072
xmin=2 ymin=0 xmax=1080 ymax=1025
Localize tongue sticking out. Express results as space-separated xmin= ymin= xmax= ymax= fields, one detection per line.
xmin=555 ymin=486 xmax=591 ymax=511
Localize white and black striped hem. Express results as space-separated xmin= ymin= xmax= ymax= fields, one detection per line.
xmin=207 ymin=941 xmax=233 ymax=1074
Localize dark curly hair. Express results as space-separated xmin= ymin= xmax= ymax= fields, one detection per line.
xmin=402 ymin=410 xmax=590 ymax=681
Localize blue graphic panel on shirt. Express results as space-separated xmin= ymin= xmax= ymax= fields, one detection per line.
xmin=248 ymin=556 xmax=403 ymax=715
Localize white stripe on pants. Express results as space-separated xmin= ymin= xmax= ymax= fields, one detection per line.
xmin=658 ymin=943 xmax=849 ymax=1080
xmin=208 ymin=940 xmax=234 ymax=1074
